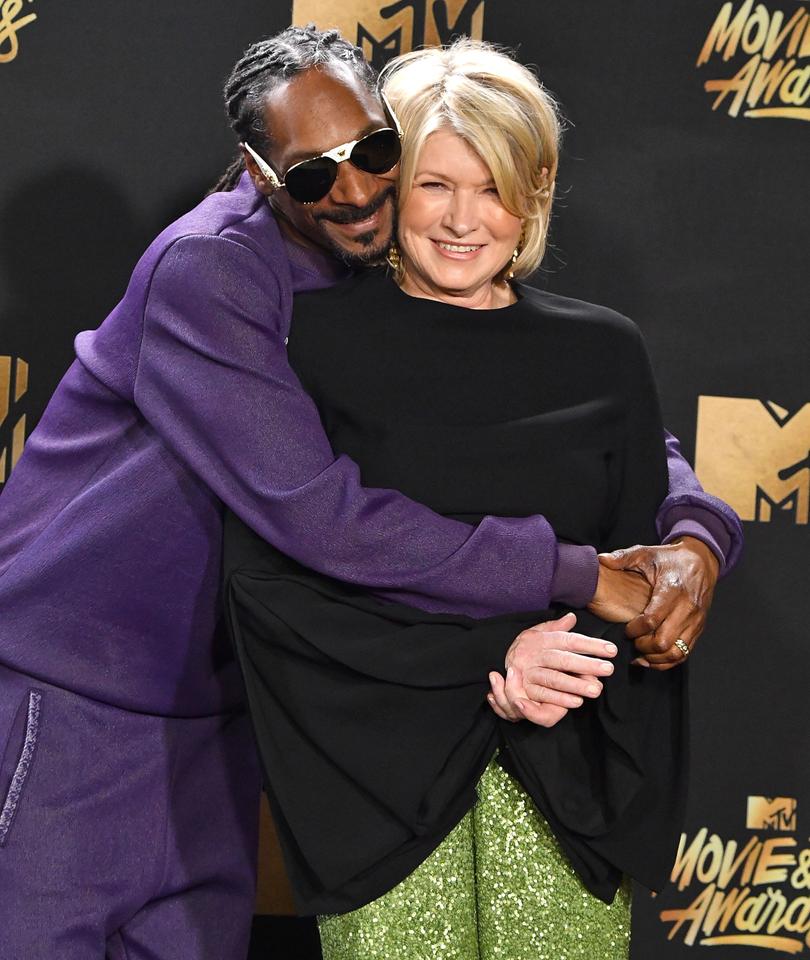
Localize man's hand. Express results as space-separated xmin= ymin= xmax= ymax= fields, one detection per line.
xmin=487 ymin=612 xmax=617 ymax=728
xmin=586 ymin=563 xmax=653 ymax=624
xmin=597 ymin=536 xmax=719 ymax=670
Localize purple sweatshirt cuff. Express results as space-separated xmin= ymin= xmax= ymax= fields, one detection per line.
xmin=656 ymin=492 xmax=743 ymax=575
xmin=661 ymin=506 xmax=732 ymax=574
xmin=550 ymin=543 xmax=599 ymax=607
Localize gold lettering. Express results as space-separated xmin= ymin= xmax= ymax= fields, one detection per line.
xmin=671 ymin=828 xmax=708 ymax=891
xmin=764 ymin=6 xmax=808 ymax=58
xmin=764 ymin=887 xmax=790 ymax=932
xmin=741 ymin=837 xmax=765 ymax=886
xmin=790 ymin=850 xmax=810 ymax=889
xmin=781 ymin=895 xmax=810 ymax=932
xmin=787 ymin=11 xmax=810 ymax=56
xmin=697 ymin=4 xmax=810 ymax=121
xmin=662 ymin=827 xmax=810 ymax=949
xmin=701 ymin=934 xmax=804 ymax=953
xmin=781 ymin=64 xmax=810 ymax=102
xmin=718 ymin=836 xmax=760 ymax=890
xmin=0 ymin=0 xmax=37 ymax=65
xmin=737 ymin=891 xmax=772 ymax=930
xmin=705 ymin=54 xmax=761 ymax=115
xmin=661 ymin=883 xmax=716 ymax=945
xmin=698 ymin=0 xmax=755 ymax=64
xmin=703 ymin=885 xmax=752 ymax=934
xmin=747 ymin=57 xmax=797 ymax=106
xmin=753 ymin=838 xmax=798 ymax=886
xmin=697 ymin=833 xmax=727 ymax=884
xmin=741 ymin=4 xmax=771 ymax=53
xmin=744 ymin=105 xmax=810 ymax=117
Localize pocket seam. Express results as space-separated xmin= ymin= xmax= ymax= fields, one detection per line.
xmin=0 ymin=690 xmax=42 ymax=847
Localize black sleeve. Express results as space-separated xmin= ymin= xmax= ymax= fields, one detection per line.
xmin=601 ymin=320 xmax=669 ymax=551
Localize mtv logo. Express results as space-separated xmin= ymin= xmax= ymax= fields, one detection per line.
xmin=292 ymin=0 xmax=485 ymax=70
xmin=0 ymin=356 xmax=28 ymax=484
xmin=747 ymin=796 xmax=798 ymax=831
xmin=695 ymin=397 xmax=810 ymax=524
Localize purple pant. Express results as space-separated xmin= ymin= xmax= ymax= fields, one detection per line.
xmin=0 ymin=662 xmax=261 ymax=959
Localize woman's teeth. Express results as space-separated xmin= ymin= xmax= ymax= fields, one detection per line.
xmin=436 ymin=241 xmax=482 ymax=253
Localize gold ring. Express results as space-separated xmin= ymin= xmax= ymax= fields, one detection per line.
xmin=674 ymin=638 xmax=690 ymax=658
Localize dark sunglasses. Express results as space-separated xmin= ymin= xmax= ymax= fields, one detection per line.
xmin=243 ymin=93 xmax=402 ymax=205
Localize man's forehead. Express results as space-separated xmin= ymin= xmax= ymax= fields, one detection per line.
xmin=264 ymin=64 xmax=385 ymax=165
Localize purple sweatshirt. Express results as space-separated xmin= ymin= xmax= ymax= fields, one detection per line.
xmin=0 ymin=174 xmax=742 ymax=716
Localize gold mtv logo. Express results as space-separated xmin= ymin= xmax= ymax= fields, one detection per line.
xmin=747 ymin=796 xmax=798 ymax=832
xmin=292 ymin=0 xmax=486 ymax=70
xmin=0 ymin=357 xmax=28 ymax=484
xmin=695 ymin=396 xmax=810 ymax=524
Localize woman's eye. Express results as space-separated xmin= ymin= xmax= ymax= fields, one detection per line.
xmin=420 ymin=181 xmax=447 ymax=190
xmin=485 ymin=187 xmax=501 ymax=197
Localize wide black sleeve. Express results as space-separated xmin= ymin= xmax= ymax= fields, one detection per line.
xmin=601 ymin=319 xmax=669 ymax=551
xmin=500 ymin=317 xmax=686 ymax=901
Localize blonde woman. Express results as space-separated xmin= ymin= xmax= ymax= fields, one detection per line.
xmin=225 ymin=39 xmax=735 ymax=959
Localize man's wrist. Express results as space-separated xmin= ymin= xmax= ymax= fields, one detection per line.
xmin=550 ymin=544 xmax=599 ymax=607
xmin=661 ymin=507 xmax=731 ymax=574
xmin=668 ymin=534 xmax=721 ymax=579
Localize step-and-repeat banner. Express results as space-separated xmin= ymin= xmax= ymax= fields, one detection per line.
xmin=2 ymin=2 xmax=808 ymax=957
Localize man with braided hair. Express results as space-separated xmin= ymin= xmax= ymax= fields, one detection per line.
xmin=0 ymin=25 xmax=740 ymax=959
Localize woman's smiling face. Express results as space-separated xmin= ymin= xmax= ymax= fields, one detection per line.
xmin=397 ymin=128 xmax=523 ymax=309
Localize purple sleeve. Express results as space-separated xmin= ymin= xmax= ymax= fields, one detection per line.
xmin=656 ymin=430 xmax=744 ymax=576
xmin=133 ymin=234 xmax=574 ymax=618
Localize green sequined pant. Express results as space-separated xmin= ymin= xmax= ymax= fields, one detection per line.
xmin=318 ymin=759 xmax=631 ymax=960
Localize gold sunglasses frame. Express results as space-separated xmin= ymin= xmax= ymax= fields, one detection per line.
xmin=242 ymin=89 xmax=403 ymax=202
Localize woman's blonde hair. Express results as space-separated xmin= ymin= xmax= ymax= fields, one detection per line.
xmin=380 ymin=38 xmax=562 ymax=281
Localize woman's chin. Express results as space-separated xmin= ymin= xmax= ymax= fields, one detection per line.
xmin=422 ymin=261 xmax=494 ymax=296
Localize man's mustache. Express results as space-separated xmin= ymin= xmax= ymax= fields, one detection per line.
xmin=315 ymin=185 xmax=396 ymax=225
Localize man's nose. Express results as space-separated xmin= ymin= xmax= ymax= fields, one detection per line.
xmin=328 ymin=160 xmax=379 ymax=207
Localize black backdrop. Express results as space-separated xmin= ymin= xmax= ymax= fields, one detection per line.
xmin=2 ymin=2 xmax=809 ymax=958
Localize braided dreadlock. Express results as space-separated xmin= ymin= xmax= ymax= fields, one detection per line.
xmin=210 ymin=25 xmax=376 ymax=193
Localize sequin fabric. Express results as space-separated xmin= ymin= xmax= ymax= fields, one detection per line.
xmin=474 ymin=761 xmax=631 ymax=960
xmin=318 ymin=759 xmax=631 ymax=959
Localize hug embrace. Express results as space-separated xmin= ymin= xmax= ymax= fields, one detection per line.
xmin=0 ymin=25 xmax=741 ymax=960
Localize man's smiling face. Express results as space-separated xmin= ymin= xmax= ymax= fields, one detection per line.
xmin=249 ymin=62 xmax=398 ymax=266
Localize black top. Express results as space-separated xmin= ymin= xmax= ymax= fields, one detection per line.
xmin=223 ymin=269 xmax=687 ymax=915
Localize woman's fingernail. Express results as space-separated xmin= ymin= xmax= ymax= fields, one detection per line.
xmin=604 ymin=642 xmax=617 ymax=655
xmin=632 ymin=658 xmax=651 ymax=668
xmin=516 ymin=700 xmax=526 ymax=712
xmin=587 ymin=685 xmax=600 ymax=696
xmin=506 ymin=666 xmax=514 ymax=680
xmin=487 ymin=694 xmax=495 ymax=704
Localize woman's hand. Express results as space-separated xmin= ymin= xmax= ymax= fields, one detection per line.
xmin=597 ymin=536 xmax=720 ymax=669
xmin=487 ymin=612 xmax=617 ymax=728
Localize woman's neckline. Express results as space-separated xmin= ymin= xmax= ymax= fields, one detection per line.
xmin=391 ymin=276 xmax=525 ymax=315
